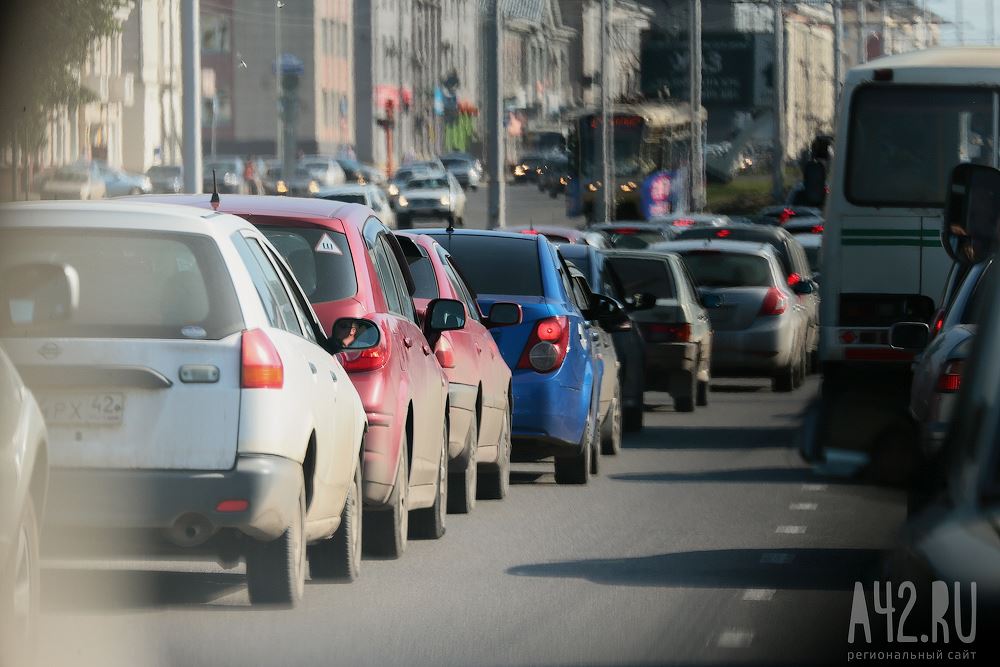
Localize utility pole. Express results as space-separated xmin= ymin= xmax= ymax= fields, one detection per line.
xmin=858 ymin=0 xmax=867 ymax=65
xmin=690 ymin=0 xmax=704 ymax=211
xmin=275 ymin=1 xmax=285 ymax=175
xmin=598 ymin=0 xmax=613 ymax=223
xmin=880 ymin=0 xmax=888 ymax=56
xmin=772 ymin=0 xmax=785 ymax=203
xmin=988 ymin=0 xmax=996 ymax=46
xmin=485 ymin=0 xmax=506 ymax=229
xmin=397 ymin=0 xmax=405 ymax=167
xmin=922 ymin=0 xmax=930 ymax=48
xmin=956 ymin=0 xmax=963 ymax=46
xmin=181 ymin=0 xmax=202 ymax=193
xmin=833 ymin=0 xmax=843 ymax=104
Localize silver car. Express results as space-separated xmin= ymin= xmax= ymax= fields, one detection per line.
xmin=0 ymin=346 xmax=48 ymax=667
xmin=665 ymin=239 xmax=813 ymax=392
xmin=316 ymin=183 xmax=396 ymax=229
xmin=394 ymin=172 xmax=466 ymax=229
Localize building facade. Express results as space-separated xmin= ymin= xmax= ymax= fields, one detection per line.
xmin=501 ymin=0 xmax=575 ymax=119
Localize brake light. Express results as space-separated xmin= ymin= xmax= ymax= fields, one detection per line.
xmin=641 ymin=322 xmax=690 ymax=343
xmin=614 ymin=227 xmax=640 ymax=234
xmin=517 ymin=316 xmax=570 ymax=372
xmin=778 ymin=208 xmax=797 ymax=224
xmin=520 ymin=229 xmax=540 ymax=235
xmin=936 ymin=360 xmax=964 ymax=393
xmin=338 ymin=328 xmax=391 ymax=373
xmin=716 ymin=229 xmax=731 ymax=238
xmin=758 ymin=287 xmax=788 ymax=316
xmin=241 ymin=329 xmax=284 ymax=389
xmin=931 ymin=311 xmax=945 ymax=337
xmin=435 ymin=335 xmax=455 ymax=368
xmin=811 ymin=224 xmax=824 ymax=234
xmin=672 ymin=218 xmax=695 ymax=227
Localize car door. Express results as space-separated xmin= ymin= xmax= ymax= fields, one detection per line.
xmin=671 ymin=255 xmax=713 ymax=374
xmin=571 ymin=271 xmax=616 ymax=419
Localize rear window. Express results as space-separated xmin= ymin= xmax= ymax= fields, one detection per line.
xmin=322 ymin=193 xmax=366 ymax=205
xmin=607 ymin=230 xmax=665 ymax=249
xmin=563 ymin=253 xmax=592 ymax=278
xmin=680 ymin=251 xmax=774 ymax=288
xmin=0 ymin=229 xmax=243 ymax=339
xmin=406 ymin=251 xmax=439 ymax=299
xmin=430 ymin=235 xmax=542 ymax=296
xmin=605 ymin=257 xmax=676 ymax=299
xmin=259 ymin=227 xmax=358 ymax=303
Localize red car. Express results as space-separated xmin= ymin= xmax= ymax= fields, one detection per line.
xmin=132 ymin=195 xmax=459 ymax=559
xmin=397 ymin=233 xmax=521 ymax=511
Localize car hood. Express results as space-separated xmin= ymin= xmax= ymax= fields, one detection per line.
xmin=400 ymin=187 xmax=450 ymax=198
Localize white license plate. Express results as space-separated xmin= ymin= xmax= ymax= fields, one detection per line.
xmin=39 ymin=392 xmax=125 ymax=426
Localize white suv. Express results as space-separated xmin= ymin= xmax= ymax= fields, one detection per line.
xmin=0 ymin=201 xmax=368 ymax=606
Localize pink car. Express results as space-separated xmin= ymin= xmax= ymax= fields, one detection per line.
xmin=397 ymin=233 xmax=521 ymax=511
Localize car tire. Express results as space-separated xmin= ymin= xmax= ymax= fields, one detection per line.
xmin=397 ymin=215 xmax=412 ymax=229
xmin=478 ymin=405 xmax=511 ymax=500
xmin=600 ymin=383 xmax=623 ymax=455
xmin=307 ymin=459 xmax=362 ymax=582
xmin=697 ymin=380 xmax=710 ymax=407
xmin=363 ymin=437 xmax=408 ymax=558
xmin=246 ymin=481 xmax=306 ymax=606
xmin=1 ymin=496 xmax=40 ymax=667
xmin=623 ymin=405 xmax=643 ymax=432
xmin=447 ymin=417 xmax=477 ymax=514
xmin=555 ymin=421 xmax=592 ymax=485
xmin=410 ymin=422 xmax=448 ymax=539
xmin=772 ymin=362 xmax=796 ymax=392
xmin=589 ymin=421 xmax=600 ymax=476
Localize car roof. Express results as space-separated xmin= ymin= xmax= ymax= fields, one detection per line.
xmin=603 ymin=248 xmax=680 ymax=261
xmin=120 ymin=193 xmax=368 ymax=223
xmin=676 ymin=223 xmax=793 ymax=242
xmin=510 ymin=225 xmax=585 ymax=239
xmin=0 ymin=200 xmax=251 ymax=238
xmin=423 ymin=228 xmax=539 ymax=242
xmin=653 ymin=238 xmax=779 ymax=258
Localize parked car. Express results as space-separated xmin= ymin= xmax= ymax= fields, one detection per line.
xmin=39 ymin=163 xmax=107 ymax=200
xmin=146 ymin=165 xmax=184 ymax=194
xmin=663 ymin=239 xmax=813 ymax=392
xmin=94 ymin=161 xmax=153 ymax=197
xmin=299 ymin=156 xmax=347 ymax=187
xmin=395 ymin=172 xmax=466 ymax=228
xmin=590 ymin=221 xmax=678 ymax=250
xmin=269 ymin=167 xmax=321 ymax=197
xmin=425 ymin=230 xmax=628 ymax=484
xmin=0 ymin=346 xmax=47 ymax=667
xmin=510 ymin=225 xmax=610 ymax=249
xmin=540 ymin=154 xmax=571 ymax=197
xmin=133 ymin=195 xmax=456 ymax=558
xmin=317 ymin=183 xmax=396 ymax=229
xmin=203 ymin=156 xmax=247 ymax=193
xmin=558 ymin=243 xmax=646 ymax=432
xmin=0 ymin=200 xmax=368 ymax=606
xmin=397 ymin=233 xmax=520 ymax=508
xmin=670 ymin=223 xmax=820 ymax=369
xmin=440 ymin=153 xmax=483 ymax=190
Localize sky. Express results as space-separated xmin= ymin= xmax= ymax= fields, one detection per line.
xmin=929 ymin=0 xmax=998 ymax=45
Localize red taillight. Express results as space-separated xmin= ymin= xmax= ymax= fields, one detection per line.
xmin=517 ymin=316 xmax=570 ymax=372
xmin=778 ymin=208 xmax=796 ymax=224
xmin=672 ymin=218 xmax=695 ymax=227
xmin=936 ymin=360 xmax=963 ymax=393
xmin=810 ymin=224 xmax=824 ymax=234
xmin=241 ymin=329 xmax=284 ymax=388
xmin=435 ymin=335 xmax=455 ymax=368
xmin=931 ymin=311 xmax=945 ymax=337
xmin=642 ymin=322 xmax=690 ymax=343
xmin=216 ymin=499 xmax=249 ymax=512
xmin=520 ymin=229 xmax=540 ymax=235
xmin=840 ymin=330 xmax=857 ymax=344
xmin=716 ymin=229 xmax=731 ymax=238
xmin=787 ymin=272 xmax=802 ymax=287
xmin=758 ymin=288 xmax=788 ymax=316
xmin=614 ymin=227 xmax=640 ymax=234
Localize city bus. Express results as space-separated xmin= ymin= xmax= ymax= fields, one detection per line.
xmin=805 ymin=47 xmax=1000 ymax=473
xmin=566 ymin=102 xmax=702 ymax=222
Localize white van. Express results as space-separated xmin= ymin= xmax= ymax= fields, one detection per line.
xmin=807 ymin=48 xmax=1000 ymax=467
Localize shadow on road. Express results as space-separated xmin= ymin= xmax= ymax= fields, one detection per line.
xmin=624 ymin=426 xmax=798 ymax=451
xmin=507 ymin=547 xmax=884 ymax=591
xmin=608 ymin=466 xmax=832 ymax=484
xmin=708 ymin=383 xmax=768 ymax=393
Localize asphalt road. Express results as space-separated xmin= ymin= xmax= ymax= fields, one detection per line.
xmin=36 ymin=190 xmax=907 ymax=666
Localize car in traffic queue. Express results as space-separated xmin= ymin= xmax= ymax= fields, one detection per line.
xmin=510 ymin=225 xmax=610 ymax=249
xmin=93 ymin=161 xmax=153 ymax=197
xmin=511 ymin=154 xmax=546 ymax=183
xmin=658 ymin=212 xmax=732 ymax=231
xmin=397 ymin=233 xmax=521 ymax=509
xmin=146 ymin=165 xmax=184 ymax=194
xmin=662 ymin=239 xmax=813 ymax=392
xmin=590 ymin=221 xmax=678 ymax=250
xmin=779 ymin=215 xmax=826 ymax=236
xmin=558 ymin=243 xmax=646 ymax=432
xmin=394 ymin=172 xmax=466 ymax=229
xmin=0 ymin=200 xmax=369 ymax=606
xmin=540 ymin=154 xmax=572 ymax=198
xmin=39 ymin=163 xmax=107 ymax=200
xmin=299 ymin=156 xmax=348 ymax=187
xmin=0 ymin=346 xmax=48 ymax=667
xmin=440 ymin=153 xmax=484 ymax=190
xmin=317 ymin=183 xmax=396 ymax=229
xmin=203 ymin=156 xmax=249 ymax=194
xmin=755 ymin=205 xmax=823 ymax=226
xmin=131 ymin=194 xmax=459 ymax=559
xmin=386 ymin=164 xmax=440 ymax=202
xmin=267 ymin=167 xmax=321 ymax=198
xmin=425 ymin=229 xmax=628 ymax=484
xmin=600 ymin=249 xmax=714 ymax=412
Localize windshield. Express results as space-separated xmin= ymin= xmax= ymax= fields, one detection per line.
xmin=407 ymin=177 xmax=448 ymax=189
xmin=680 ymin=251 xmax=774 ymax=288
xmin=846 ymin=86 xmax=996 ymax=206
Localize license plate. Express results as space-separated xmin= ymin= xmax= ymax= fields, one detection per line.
xmin=39 ymin=392 xmax=125 ymax=426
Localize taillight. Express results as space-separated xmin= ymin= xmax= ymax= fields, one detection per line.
xmin=641 ymin=323 xmax=690 ymax=343
xmin=811 ymin=224 xmax=824 ymax=234
xmin=435 ymin=335 xmax=455 ymax=368
xmin=517 ymin=316 xmax=570 ymax=372
xmin=338 ymin=329 xmax=391 ymax=373
xmin=787 ymin=273 xmax=802 ymax=287
xmin=758 ymin=288 xmax=788 ymax=316
xmin=241 ymin=328 xmax=284 ymax=389
xmin=672 ymin=219 xmax=695 ymax=227
xmin=936 ymin=360 xmax=964 ymax=393
xmin=716 ymin=229 xmax=731 ymax=238
xmin=931 ymin=311 xmax=945 ymax=337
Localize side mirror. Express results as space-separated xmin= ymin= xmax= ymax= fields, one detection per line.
xmin=329 ymin=317 xmax=381 ymax=354
xmin=701 ymin=292 xmax=724 ymax=309
xmin=888 ymin=322 xmax=930 ymax=352
xmin=589 ymin=293 xmax=631 ymax=331
xmin=0 ymin=263 xmax=79 ymax=328
xmin=942 ymin=163 xmax=1000 ymax=265
xmin=487 ymin=302 xmax=522 ymax=328
xmin=426 ymin=298 xmax=466 ymax=333
xmin=791 ymin=279 xmax=815 ymax=295
xmin=629 ymin=291 xmax=657 ymax=311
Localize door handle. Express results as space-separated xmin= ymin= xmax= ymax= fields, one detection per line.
xmin=403 ymin=337 xmax=414 ymax=348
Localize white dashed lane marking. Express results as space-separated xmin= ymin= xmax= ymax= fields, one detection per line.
xmin=742 ymin=589 xmax=776 ymax=601
xmin=789 ymin=502 xmax=818 ymax=511
xmin=716 ymin=629 xmax=755 ymax=648
xmin=775 ymin=525 xmax=807 ymax=534
xmin=801 ymin=483 xmax=827 ymax=491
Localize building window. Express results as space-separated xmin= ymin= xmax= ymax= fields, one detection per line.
xmin=202 ymin=13 xmax=231 ymax=53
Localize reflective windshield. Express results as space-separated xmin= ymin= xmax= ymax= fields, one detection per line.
xmin=680 ymin=251 xmax=773 ymax=288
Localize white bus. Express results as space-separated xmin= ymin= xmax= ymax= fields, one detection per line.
xmin=806 ymin=48 xmax=1000 ymax=470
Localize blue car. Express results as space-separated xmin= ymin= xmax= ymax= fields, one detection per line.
xmin=425 ymin=229 xmax=604 ymax=484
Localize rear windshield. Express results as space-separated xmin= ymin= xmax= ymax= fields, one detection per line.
xmin=680 ymin=251 xmax=773 ymax=288
xmin=607 ymin=230 xmax=665 ymax=249
xmin=258 ymin=226 xmax=358 ymax=303
xmin=406 ymin=251 xmax=439 ymax=299
xmin=430 ymin=235 xmax=542 ymax=296
xmin=605 ymin=257 xmax=676 ymax=299
xmin=0 ymin=229 xmax=243 ymax=339
xmin=563 ymin=253 xmax=592 ymax=278
xmin=322 ymin=193 xmax=366 ymax=205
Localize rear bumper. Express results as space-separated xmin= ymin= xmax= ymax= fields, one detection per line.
xmin=711 ymin=319 xmax=796 ymax=375
xmin=511 ymin=367 xmax=589 ymax=455
xmin=643 ymin=342 xmax=697 ymax=393
xmin=43 ymin=455 xmax=302 ymax=554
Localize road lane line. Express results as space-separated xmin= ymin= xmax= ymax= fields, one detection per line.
xmin=760 ymin=552 xmax=795 ymax=564
xmin=716 ymin=629 xmax=754 ymax=648
xmin=801 ymin=483 xmax=827 ymax=491
xmin=789 ymin=502 xmax=818 ymax=511
xmin=775 ymin=525 xmax=807 ymax=534
xmin=742 ymin=589 xmax=776 ymax=601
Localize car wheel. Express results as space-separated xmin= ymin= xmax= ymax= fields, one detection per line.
xmin=674 ymin=373 xmax=696 ymax=412
xmin=1 ymin=496 xmax=40 ymax=667
xmin=623 ymin=405 xmax=643 ymax=432
xmin=772 ymin=362 xmax=796 ymax=392
xmin=363 ymin=436 xmax=408 ymax=558
xmin=410 ymin=422 xmax=448 ymax=539
xmin=246 ymin=481 xmax=305 ymax=606
xmin=554 ymin=421 xmax=591 ymax=485
xmin=600 ymin=383 xmax=623 ymax=455
xmin=697 ymin=380 xmax=709 ymax=407
xmin=307 ymin=458 xmax=362 ymax=582
xmin=447 ymin=416 xmax=477 ymax=514
xmin=478 ymin=405 xmax=511 ymax=500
